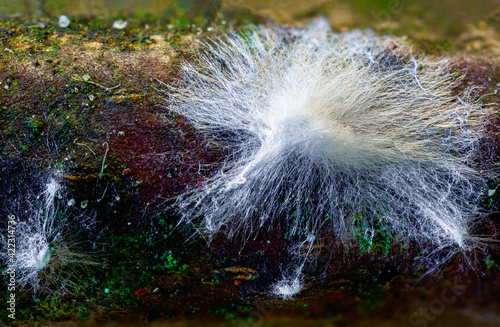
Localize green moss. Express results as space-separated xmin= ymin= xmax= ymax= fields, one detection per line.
xmin=485 ymin=255 xmax=496 ymax=269
xmin=354 ymin=215 xmax=393 ymax=254
xmin=213 ymin=302 xmax=255 ymax=323
xmin=26 ymin=116 xmax=45 ymax=138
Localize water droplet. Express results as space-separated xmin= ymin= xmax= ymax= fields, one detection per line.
xmin=112 ymin=20 xmax=128 ymax=30
xmin=58 ymin=15 xmax=70 ymax=28
xmin=36 ymin=246 xmax=51 ymax=268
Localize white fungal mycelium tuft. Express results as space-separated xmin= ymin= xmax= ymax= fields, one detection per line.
xmin=168 ymin=18 xmax=491 ymax=295
xmin=1 ymin=177 xmax=97 ymax=293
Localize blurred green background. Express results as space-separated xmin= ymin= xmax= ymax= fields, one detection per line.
xmin=1 ymin=0 xmax=499 ymax=55
xmin=1 ymin=0 xmax=498 ymax=26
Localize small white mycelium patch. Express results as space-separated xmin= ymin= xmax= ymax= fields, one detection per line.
xmin=1 ymin=177 xmax=96 ymax=293
xmin=168 ymin=18 xmax=490 ymax=296
xmin=12 ymin=179 xmax=61 ymax=290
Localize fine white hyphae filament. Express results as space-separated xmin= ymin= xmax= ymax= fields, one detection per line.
xmin=169 ymin=19 xmax=486 ymax=253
